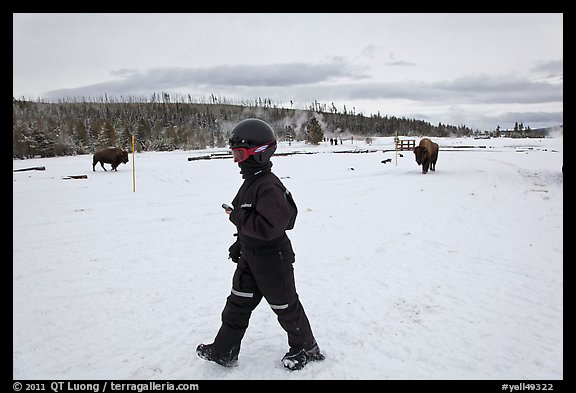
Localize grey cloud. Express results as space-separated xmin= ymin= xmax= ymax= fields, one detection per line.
xmin=531 ymin=59 xmax=563 ymax=74
xmin=46 ymin=61 xmax=367 ymax=98
xmin=429 ymin=74 xmax=563 ymax=104
xmin=282 ymin=74 xmax=562 ymax=106
xmin=175 ymin=62 xmax=366 ymax=86
xmin=386 ymin=61 xmax=417 ymax=66
xmin=531 ymin=59 xmax=563 ymax=82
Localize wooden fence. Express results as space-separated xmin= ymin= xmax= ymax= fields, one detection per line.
xmin=395 ymin=139 xmax=415 ymax=151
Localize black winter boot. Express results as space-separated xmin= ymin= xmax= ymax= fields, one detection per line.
xmin=281 ymin=343 xmax=325 ymax=371
xmin=196 ymin=343 xmax=239 ymax=367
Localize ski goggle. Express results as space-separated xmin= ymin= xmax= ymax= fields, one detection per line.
xmin=230 ymin=141 xmax=276 ymax=163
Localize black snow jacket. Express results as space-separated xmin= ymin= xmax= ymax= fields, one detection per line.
xmin=229 ymin=168 xmax=297 ymax=248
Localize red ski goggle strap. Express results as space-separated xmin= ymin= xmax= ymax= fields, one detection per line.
xmin=231 ymin=141 xmax=277 ymax=163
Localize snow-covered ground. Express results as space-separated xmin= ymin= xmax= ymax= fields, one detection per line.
xmin=13 ymin=136 xmax=563 ymax=380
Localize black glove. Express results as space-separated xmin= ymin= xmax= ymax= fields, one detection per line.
xmin=228 ymin=236 xmax=241 ymax=263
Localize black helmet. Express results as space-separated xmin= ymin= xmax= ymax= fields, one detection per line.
xmin=229 ymin=118 xmax=277 ymax=163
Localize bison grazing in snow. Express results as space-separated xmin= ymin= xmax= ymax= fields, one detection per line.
xmin=92 ymin=147 xmax=129 ymax=172
xmin=413 ymin=138 xmax=439 ymax=174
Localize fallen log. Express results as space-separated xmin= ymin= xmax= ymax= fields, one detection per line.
xmin=274 ymin=151 xmax=317 ymax=156
xmin=333 ymin=149 xmax=377 ymax=154
xmin=62 ymin=175 xmax=88 ymax=180
xmin=188 ymin=150 xmax=318 ymax=161
xmin=13 ymin=166 xmax=46 ymax=172
xmin=188 ymin=156 xmax=216 ymax=161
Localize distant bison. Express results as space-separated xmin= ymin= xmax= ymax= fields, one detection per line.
xmin=413 ymin=138 xmax=439 ymax=174
xmin=93 ymin=147 xmax=129 ymax=172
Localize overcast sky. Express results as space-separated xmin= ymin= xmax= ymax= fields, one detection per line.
xmin=13 ymin=13 xmax=563 ymax=131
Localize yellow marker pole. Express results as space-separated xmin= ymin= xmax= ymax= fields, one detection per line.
xmin=132 ymin=135 xmax=136 ymax=192
xmin=395 ymin=131 xmax=398 ymax=166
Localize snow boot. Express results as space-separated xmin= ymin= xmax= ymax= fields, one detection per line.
xmin=196 ymin=343 xmax=239 ymax=367
xmin=281 ymin=343 xmax=325 ymax=371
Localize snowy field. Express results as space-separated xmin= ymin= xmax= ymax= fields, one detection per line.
xmin=13 ymin=136 xmax=563 ymax=381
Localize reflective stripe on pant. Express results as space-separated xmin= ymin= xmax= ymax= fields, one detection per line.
xmin=212 ymin=246 xmax=316 ymax=354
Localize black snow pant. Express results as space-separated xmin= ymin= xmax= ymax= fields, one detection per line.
xmin=211 ymin=241 xmax=317 ymax=357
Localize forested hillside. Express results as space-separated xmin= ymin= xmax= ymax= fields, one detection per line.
xmin=13 ymin=97 xmax=476 ymax=159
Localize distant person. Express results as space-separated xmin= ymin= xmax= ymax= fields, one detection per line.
xmin=196 ymin=118 xmax=325 ymax=371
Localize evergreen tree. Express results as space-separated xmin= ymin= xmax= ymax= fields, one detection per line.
xmin=75 ymin=119 xmax=90 ymax=153
xmin=12 ymin=117 xmax=28 ymax=158
xmin=305 ymin=116 xmax=324 ymax=145
xmin=100 ymin=119 xmax=118 ymax=148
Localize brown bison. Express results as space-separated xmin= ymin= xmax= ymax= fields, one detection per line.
xmin=93 ymin=147 xmax=129 ymax=171
xmin=413 ymin=138 xmax=439 ymax=174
